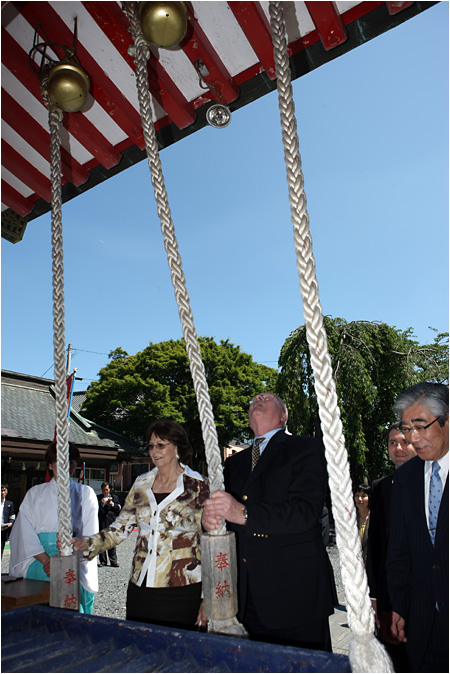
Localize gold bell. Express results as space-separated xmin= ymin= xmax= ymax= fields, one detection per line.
xmin=47 ymin=62 xmax=90 ymax=113
xmin=139 ymin=1 xmax=187 ymax=48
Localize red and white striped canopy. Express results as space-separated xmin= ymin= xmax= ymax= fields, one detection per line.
xmin=1 ymin=1 xmax=429 ymax=242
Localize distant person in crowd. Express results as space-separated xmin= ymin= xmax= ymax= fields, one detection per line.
xmin=9 ymin=442 xmax=98 ymax=613
xmin=387 ymin=383 xmax=448 ymax=673
xmin=1 ymin=483 xmax=15 ymax=557
xmin=97 ymin=482 xmax=121 ymax=567
xmin=353 ymin=484 xmax=371 ymax=564
xmin=202 ymin=392 xmax=336 ymax=651
xmin=69 ymin=420 xmax=209 ymax=631
xmin=366 ymin=423 xmax=416 ymax=672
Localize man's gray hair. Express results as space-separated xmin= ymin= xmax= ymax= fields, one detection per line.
xmin=394 ymin=382 xmax=449 ymax=426
xmin=267 ymin=392 xmax=288 ymax=418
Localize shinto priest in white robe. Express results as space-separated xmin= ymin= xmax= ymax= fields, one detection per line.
xmin=9 ymin=478 xmax=99 ymax=608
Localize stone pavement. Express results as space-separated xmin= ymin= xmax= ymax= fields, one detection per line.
xmin=330 ymin=599 xmax=351 ymax=655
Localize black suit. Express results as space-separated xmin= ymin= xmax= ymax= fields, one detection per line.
xmin=224 ymin=430 xmax=336 ymax=650
xmin=1 ymin=499 xmax=15 ymax=556
xmin=367 ymin=474 xmax=394 ymax=616
xmin=97 ymin=493 xmax=121 ymax=565
xmin=366 ymin=474 xmax=411 ymax=671
xmin=387 ymin=456 xmax=448 ymax=672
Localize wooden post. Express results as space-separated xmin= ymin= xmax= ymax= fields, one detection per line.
xmin=49 ymin=554 xmax=80 ymax=611
xmin=201 ymin=531 xmax=238 ymax=621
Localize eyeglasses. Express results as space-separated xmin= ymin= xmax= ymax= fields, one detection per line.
xmin=399 ymin=417 xmax=440 ymax=436
xmin=250 ymin=395 xmax=276 ymax=404
xmin=148 ymin=441 xmax=172 ymax=450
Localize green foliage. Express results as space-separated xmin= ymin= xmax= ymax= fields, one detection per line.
xmin=277 ymin=318 xmax=448 ymax=484
xmin=81 ymin=337 xmax=277 ymax=470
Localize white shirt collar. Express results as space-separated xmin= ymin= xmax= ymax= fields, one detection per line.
xmin=254 ymin=428 xmax=283 ymax=453
xmin=424 ymin=450 xmax=449 ymax=484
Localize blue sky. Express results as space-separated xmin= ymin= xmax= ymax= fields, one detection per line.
xmin=2 ymin=2 xmax=448 ymax=392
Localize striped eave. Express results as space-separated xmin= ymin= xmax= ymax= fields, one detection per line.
xmin=1 ymin=1 xmax=424 ymax=242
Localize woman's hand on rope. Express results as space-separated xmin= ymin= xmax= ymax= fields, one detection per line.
xmin=390 ymin=611 xmax=407 ymax=644
xmin=56 ymin=534 xmax=89 ymax=553
xmin=202 ymin=490 xmax=246 ymax=529
xmin=69 ymin=537 xmax=89 ymax=553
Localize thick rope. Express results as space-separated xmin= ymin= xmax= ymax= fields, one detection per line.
xmin=122 ymin=2 xmax=225 ymax=529
xmin=41 ymin=80 xmax=73 ymax=556
xmin=268 ymin=3 xmax=393 ymax=671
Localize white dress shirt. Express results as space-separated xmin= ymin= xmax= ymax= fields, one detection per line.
xmin=424 ymin=451 xmax=449 ymax=528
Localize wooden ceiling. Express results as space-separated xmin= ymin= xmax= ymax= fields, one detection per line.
xmin=1 ymin=1 xmax=434 ymax=242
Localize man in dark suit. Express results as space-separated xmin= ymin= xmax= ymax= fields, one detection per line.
xmin=97 ymin=482 xmax=121 ymax=567
xmin=1 ymin=483 xmax=15 ymax=557
xmin=202 ymin=392 xmax=335 ymax=651
xmin=366 ymin=423 xmax=416 ymax=671
xmin=387 ymin=383 xmax=448 ymax=673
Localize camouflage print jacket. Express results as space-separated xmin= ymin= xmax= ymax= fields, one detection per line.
xmin=84 ymin=465 xmax=209 ymax=588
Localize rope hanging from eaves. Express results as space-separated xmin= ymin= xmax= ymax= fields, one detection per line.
xmin=268 ymin=2 xmax=393 ymax=671
xmin=40 ymin=79 xmax=73 ymax=556
xmin=122 ymin=0 xmax=248 ymax=638
xmin=121 ymin=2 xmax=226 ymax=516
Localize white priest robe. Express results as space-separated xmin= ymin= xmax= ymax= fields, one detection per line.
xmin=9 ymin=478 xmax=99 ymax=594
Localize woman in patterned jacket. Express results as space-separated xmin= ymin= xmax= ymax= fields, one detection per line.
xmin=70 ymin=420 xmax=209 ymax=630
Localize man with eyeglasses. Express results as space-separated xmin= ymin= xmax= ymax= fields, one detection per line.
xmin=387 ymin=382 xmax=448 ymax=673
xmin=202 ymin=392 xmax=336 ymax=651
xmin=366 ymin=423 xmax=416 ymax=671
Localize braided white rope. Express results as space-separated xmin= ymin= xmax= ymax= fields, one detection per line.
xmin=268 ymin=3 xmax=393 ymax=671
xmin=41 ymin=80 xmax=73 ymax=556
xmin=122 ymin=3 xmax=225 ymax=532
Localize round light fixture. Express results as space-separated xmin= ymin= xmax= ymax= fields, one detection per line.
xmin=139 ymin=2 xmax=187 ymax=48
xmin=206 ymin=104 xmax=232 ymax=129
xmin=47 ymin=62 xmax=90 ymax=112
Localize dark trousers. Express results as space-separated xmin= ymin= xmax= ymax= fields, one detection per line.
xmin=417 ymin=608 xmax=449 ymax=673
xmin=99 ymin=546 xmax=117 ymax=565
xmin=243 ymin=586 xmax=332 ymax=652
xmin=377 ymin=636 xmax=411 ymax=673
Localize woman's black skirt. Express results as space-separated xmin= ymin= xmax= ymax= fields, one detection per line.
xmin=126 ymin=580 xmax=202 ymax=630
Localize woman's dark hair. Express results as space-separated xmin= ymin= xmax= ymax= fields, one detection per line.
xmin=45 ymin=441 xmax=80 ymax=477
xmin=353 ymin=483 xmax=371 ymax=506
xmin=146 ymin=420 xmax=193 ymax=465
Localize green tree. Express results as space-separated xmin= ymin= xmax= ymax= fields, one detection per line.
xmin=81 ymin=338 xmax=277 ymax=470
xmin=277 ymin=318 xmax=448 ymax=484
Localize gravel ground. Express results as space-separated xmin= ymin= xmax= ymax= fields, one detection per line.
xmin=327 ymin=542 xmax=345 ymax=602
xmin=2 ymin=536 xmax=344 ymax=619
xmin=92 ymin=530 xmax=137 ymax=619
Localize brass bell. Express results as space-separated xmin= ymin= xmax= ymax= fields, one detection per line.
xmin=139 ymin=2 xmax=187 ymax=48
xmin=47 ymin=62 xmax=90 ymax=113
